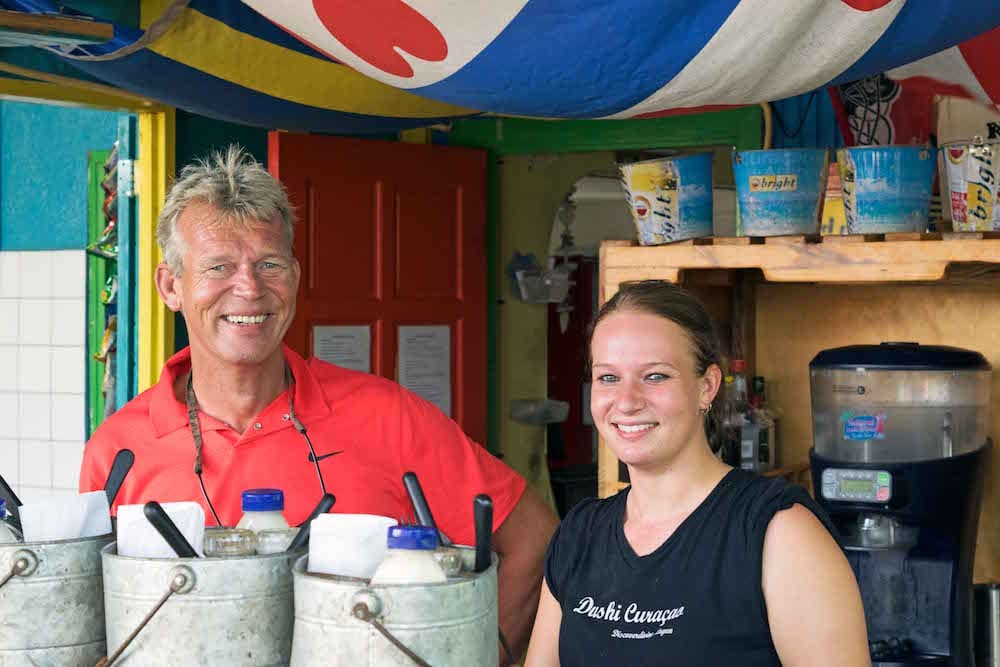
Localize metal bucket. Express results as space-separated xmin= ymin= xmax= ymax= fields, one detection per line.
xmin=836 ymin=145 xmax=936 ymax=233
xmin=101 ymin=542 xmax=296 ymax=666
xmin=942 ymin=138 xmax=1000 ymax=231
xmin=619 ymin=152 xmax=714 ymax=244
xmin=290 ymin=551 xmax=499 ymax=666
xmin=732 ymin=148 xmax=829 ymax=236
xmin=0 ymin=533 xmax=112 ymax=667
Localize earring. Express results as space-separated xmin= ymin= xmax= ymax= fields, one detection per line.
xmin=699 ymin=404 xmax=712 ymax=416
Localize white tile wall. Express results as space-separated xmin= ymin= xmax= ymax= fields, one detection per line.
xmin=0 ymin=250 xmax=88 ymax=499
xmin=0 ymin=301 xmax=17 ymax=344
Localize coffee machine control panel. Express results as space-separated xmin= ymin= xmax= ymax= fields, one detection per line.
xmin=821 ymin=468 xmax=892 ymax=503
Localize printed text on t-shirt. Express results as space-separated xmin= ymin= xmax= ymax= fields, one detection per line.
xmin=572 ymin=596 xmax=685 ymax=638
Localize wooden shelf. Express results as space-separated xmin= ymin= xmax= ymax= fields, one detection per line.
xmin=601 ymin=233 xmax=1000 ymax=286
xmin=0 ymin=10 xmax=113 ymax=47
xmin=597 ymin=233 xmax=1000 ymax=580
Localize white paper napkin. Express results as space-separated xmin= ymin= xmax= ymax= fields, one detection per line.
xmin=20 ymin=491 xmax=112 ymax=543
xmin=117 ymin=502 xmax=205 ymax=558
xmin=308 ymin=513 xmax=396 ymax=578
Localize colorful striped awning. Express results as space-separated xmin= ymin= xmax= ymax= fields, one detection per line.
xmin=7 ymin=0 xmax=1000 ymax=132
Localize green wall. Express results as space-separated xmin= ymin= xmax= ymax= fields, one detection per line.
xmin=498 ymin=152 xmax=617 ymax=503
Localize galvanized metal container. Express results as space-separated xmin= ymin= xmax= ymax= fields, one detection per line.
xmin=732 ymin=147 xmax=829 ymax=236
xmin=101 ymin=542 xmax=296 ymax=666
xmin=0 ymin=533 xmax=112 ymax=667
xmin=290 ymin=552 xmax=499 ymax=666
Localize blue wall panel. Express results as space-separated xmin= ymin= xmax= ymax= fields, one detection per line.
xmin=0 ymin=101 xmax=118 ymax=250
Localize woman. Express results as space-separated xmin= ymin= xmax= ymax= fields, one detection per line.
xmin=524 ymin=280 xmax=869 ymax=666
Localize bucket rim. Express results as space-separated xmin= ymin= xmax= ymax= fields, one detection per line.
xmin=2 ymin=531 xmax=113 ymax=548
xmin=101 ymin=540 xmax=303 ymax=562
xmin=732 ymin=147 xmax=830 ymax=156
xmin=293 ymin=548 xmax=498 ymax=587
xmin=941 ymin=138 xmax=1000 ymax=148
xmin=836 ymin=144 xmax=935 ymax=153
xmin=619 ymin=151 xmax=714 ymax=168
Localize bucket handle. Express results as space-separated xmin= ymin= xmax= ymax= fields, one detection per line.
xmin=0 ymin=549 xmax=37 ymax=590
xmin=97 ymin=565 xmax=196 ymax=667
xmin=351 ymin=590 xmax=433 ymax=667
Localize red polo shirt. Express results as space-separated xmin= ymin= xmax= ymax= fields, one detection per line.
xmin=80 ymin=345 xmax=526 ymax=544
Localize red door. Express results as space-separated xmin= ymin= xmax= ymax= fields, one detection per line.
xmin=269 ymin=133 xmax=487 ymax=444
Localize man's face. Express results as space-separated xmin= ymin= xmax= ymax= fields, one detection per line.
xmin=160 ymin=201 xmax=300 ymax=368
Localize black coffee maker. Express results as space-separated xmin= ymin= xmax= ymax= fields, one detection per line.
xmin=808 ymin=343 xmax=992 ymax=666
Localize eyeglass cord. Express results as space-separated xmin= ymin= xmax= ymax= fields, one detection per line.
xmin=187 ymin=364 xmax=327 ymax=527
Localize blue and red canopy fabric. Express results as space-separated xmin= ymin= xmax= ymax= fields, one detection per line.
xmin=8 ymin=0 xmax=1000 ymax=133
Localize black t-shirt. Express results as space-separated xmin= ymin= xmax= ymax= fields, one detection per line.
xmin=544 ymin=468 xmax=837 ymax=666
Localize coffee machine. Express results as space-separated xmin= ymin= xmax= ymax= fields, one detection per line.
xmin=809 ymin=343 xmax=992 ymax=666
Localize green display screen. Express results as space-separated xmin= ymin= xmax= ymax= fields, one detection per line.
xmin=839 ymin=479 xmax=874 ymax=494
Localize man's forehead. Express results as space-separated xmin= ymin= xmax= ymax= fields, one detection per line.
xmin=177 ymin=202 xmax=285 ymax=243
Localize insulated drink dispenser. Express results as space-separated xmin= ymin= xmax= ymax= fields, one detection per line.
xmin=809 ymin=343 xmax=992 ymax=666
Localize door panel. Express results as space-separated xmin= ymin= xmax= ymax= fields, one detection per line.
xmin=395 ymin=183 xmax=457 ymax=299
xmin=270 ymin=133 xmax=487 ymax=444
xmin=303 ymin=176 xmax=382 ymax=301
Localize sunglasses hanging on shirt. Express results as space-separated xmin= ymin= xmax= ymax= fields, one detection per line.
xmin=186 ymin=365 xmax=328 ymax=526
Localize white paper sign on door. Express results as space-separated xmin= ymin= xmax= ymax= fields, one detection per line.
xmin=398 ymin=325 xmax=451 ymax=417
xmin=312 ymin=325 xmax=371 ymax=373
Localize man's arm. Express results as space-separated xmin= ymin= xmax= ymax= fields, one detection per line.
xmin=493 ymin=484 xmax=559 ymax=665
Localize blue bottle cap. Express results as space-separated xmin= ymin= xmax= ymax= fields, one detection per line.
xmin=386 ymin=524 xmax=439 ymax=550
xmin=0 ymin=498 xmax=5 ymax=515
xmin=241 ymin=488 xmax=284 ymax=512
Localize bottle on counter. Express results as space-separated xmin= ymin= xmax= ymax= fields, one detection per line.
xmin=750 ymin=376 xmax=777 ymax=472
xmin=370 ymin=525 xmax=447 ymax=585
xmin=718 ymin=374 xmax=738 ymax=466
xmin=236 ymin=488 xmax=290 ymax=533
xmin=729 ymin=360 xmax=758 ymax=472
xmin=0 ymin=499 xmax=19 ymax=543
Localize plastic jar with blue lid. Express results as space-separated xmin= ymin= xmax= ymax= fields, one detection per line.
xmin=369 ymin=524 xmax=447 ymax=585
xmin=235 ymin=488 xmax=290 ymax=533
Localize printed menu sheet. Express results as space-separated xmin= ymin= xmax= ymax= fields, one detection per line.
xmin=312 ymin=325 xmax=371 ymax=373
xmin=398 ymin=325 xmax=451 ymax=417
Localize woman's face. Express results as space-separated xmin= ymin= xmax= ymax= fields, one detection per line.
xmin=590 ymin=310 xmax=717 ymax=472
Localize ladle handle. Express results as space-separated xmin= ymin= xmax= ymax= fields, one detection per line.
xmin=403 ymin=471 xmax=451 ymax=546
xmin=287 ymin=493 xmax=336 ymax=553
xmin=143 ymin=502 xmax=198 ymax=558
xmin=104 ymin=449 xmax=134 ymax=508
xmin=473 ymin=494 xmax=493 ymax=573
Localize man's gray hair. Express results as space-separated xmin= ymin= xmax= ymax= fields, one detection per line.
xmin=156 ymin=145 xmax=295 ymax=274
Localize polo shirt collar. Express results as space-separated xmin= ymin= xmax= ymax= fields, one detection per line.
xmin=149 ymin=345 xmax=331 ymax=437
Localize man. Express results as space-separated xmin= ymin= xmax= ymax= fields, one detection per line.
xmin=80 ymin=145 xmax=558 ymax=661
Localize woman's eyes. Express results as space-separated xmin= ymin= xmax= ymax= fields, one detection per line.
xmin=596 ymin=373 xmax=670 ymax=383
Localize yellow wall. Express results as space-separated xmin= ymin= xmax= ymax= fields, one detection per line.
xmin=498 ymin=152 xmax=616 ymax=504
xmin=756 ymin=282 xmax=1000 ymax=582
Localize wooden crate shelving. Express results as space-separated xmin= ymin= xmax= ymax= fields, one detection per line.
xmin=598 ymin=234 xmax=1000 ymax=581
